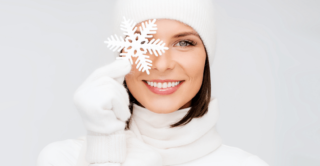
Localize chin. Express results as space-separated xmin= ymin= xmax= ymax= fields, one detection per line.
xmin=143 ymin=100 xmax=183 ymax=114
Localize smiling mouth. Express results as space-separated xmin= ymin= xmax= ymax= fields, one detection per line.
xmin=142 ymin=80 xmax=185 ymax=95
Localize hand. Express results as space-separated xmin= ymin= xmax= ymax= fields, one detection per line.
xmin=73 ymin=58 xmax=132 ymax=134
xmin=73 ymin=58 xmax=132 ymax=164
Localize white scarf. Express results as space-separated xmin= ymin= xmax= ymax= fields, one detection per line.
xmin=76 ymin=98 xmax=222 ymax=166
xmin=129 ymin=97 xmax=222 ymax=165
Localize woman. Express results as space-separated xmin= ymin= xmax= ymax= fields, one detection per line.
xmin=37 ymin=0 xmax=270 ymax=166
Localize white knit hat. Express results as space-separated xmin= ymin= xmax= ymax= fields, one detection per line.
xmin=113 ymin=0 xmax=216 ymax=66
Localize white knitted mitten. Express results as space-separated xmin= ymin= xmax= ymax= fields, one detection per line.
xmin=73 ymin=59 xmax=132 ymax=164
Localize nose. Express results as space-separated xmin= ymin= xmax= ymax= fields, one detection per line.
xmin=150 ymin=49 xmax=175 ymax=73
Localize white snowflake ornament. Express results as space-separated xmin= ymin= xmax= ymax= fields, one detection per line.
xmin=104 ymin=17 xmax=169 ymax=75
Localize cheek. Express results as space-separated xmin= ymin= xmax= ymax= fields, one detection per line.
xmin=173 ymin=49 xmax=206 ymax=82
xmin=174 ymin=49 xmax=206 ymax=102
xmin=124 ymin=59 xmax=138 ymax=88
xmin=124 ymin=56 xmax=146 ymax=101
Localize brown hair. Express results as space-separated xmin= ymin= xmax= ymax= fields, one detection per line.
xmin=123 ymin=48 xmax=211 ymax=129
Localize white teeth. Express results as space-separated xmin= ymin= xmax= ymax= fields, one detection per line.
xmin=163 ymin=82 xmax=167 ymax=88
xmin=146 ymin=81 xmax=181 ymax=88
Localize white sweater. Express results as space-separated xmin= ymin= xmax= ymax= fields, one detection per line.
xmin=37 ymin=98 xmax=269 ymax=166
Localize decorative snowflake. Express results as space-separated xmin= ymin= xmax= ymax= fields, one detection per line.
xmin=104 ymin=17 xmax=169 ymax=75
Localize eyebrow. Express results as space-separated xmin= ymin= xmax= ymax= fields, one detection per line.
xmin=173 ymin=31 xmax=200 ymax=38
xmin=134 ymin=31 xmax=200 ymax=38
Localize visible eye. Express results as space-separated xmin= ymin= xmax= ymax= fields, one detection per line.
xmin=174 ymin=40 xmax=196 ymax=47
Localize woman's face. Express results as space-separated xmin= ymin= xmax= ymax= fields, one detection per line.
xmin=125 ymin=19 xmax=206 ymax=114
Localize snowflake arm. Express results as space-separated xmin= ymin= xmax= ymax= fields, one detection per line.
xmin=144 ymin=38 xmax=169 ymax=56
xmin=121 ymin=17 xmax=137 ymax=37
xmin=139 ymin=19 xmax=157 ymax=38
xmin=135 ymin=54 xmax=152 ymax=75
xmin=105 ymin=34 xmax=129 ymax=52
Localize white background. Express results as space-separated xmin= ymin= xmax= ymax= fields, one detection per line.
xmin=0 ymin=0 xmax=319 ymax=166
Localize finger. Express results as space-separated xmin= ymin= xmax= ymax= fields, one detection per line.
xmin=90 ymin=81 xmax=130 ymax=121
xmin=102 ymin=58 xmax=132 ymax=80
xmin=88 ymin=76 xmax=130 ymax=104
xmin=85 ymin=59 xmax=131 ymax=85
xmin=111 ymin=92 xmax=131 ymax=122
xmin=90 ymin=83 xmax=130 ymax=122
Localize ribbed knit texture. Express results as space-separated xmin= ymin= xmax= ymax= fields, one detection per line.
xmin=112 ymin=0 xmax=216 ymax=66
xmin=129 ymin=98 xmax=222 ymax=165
xmin=86 ymin=130 xmax=126 ymax=164
xmin=89 ymin=164 xmax=121 ymax=166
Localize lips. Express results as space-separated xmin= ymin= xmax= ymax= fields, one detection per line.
xmin=143 ymin=80 xmax=184 ymax=95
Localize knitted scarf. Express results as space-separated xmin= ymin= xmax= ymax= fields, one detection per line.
xmin=76 ymin=98 xmax=222 ymax=166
